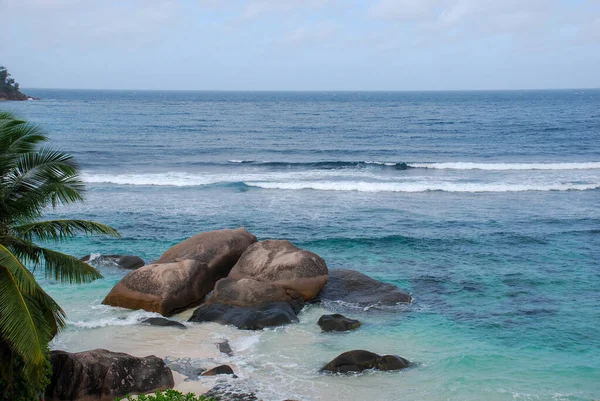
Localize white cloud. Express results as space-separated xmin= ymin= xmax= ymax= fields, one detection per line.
xmin=238 ymin=0 xmax=331 ymax=20
xmin=281 ymin=20 xmax=339 ymax=45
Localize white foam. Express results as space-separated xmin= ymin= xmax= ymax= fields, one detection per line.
xmin=81 ymin=170 xmax=368 ymax=187
xmin=365 ymin=161 xmax=397 ymax=166
xmin=68 ymin=310 xmax=163 ymax=329
xmin=82 ymin=172 xmax=216 ymax=186
xmin=409 ymin=162 xmax=600 ymax=170
xmin=86 ymin=253 xmax=102 ymax=262
xmin=246 ymin=181 xmax=600 ymax=193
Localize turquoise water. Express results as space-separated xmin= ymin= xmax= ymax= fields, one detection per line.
xmin=3 ymin=89 xmax=599 ymax=400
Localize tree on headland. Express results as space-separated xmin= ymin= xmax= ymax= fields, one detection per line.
xmin=0 ymin=111 xmax=120 ymax=399
xmin=0 ymin=66 xmax=30 ymax=101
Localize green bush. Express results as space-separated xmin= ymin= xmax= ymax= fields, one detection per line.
xmin=0 ymin=347 xmax=51 ymax=401
xmin=119 ymin=389 xmax=216 ymax=401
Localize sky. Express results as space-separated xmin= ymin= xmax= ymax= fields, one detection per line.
xmin=1 ymin=0 xmax=599 ymax=91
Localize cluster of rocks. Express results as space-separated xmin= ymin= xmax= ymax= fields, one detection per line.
xmin=50 ymin=228 xmax=414 ymax=400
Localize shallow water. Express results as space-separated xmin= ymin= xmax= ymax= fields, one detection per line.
xmin=4 ymin=89 xmax=600 ymax=400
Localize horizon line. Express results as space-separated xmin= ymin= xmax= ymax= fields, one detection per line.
xmin=19 ymin=87 xmax=600 ymax=93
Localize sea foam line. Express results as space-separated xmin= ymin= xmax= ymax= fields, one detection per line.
xmin=409 ymin=162 xmax=600 ymax=170
xmin=245 ymin=181 xmax=600 ymax=193
xmin=68 ymin=310 xmax=164 ymax=329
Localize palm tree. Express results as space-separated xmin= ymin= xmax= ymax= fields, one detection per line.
xmin=0 ymin=111 xmax=119 ymax=396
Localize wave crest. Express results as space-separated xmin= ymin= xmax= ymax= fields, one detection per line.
xmin=246 ymin=181 xmax=599 ymax=193
xmin=410 ymin=162 xmax=600 ymax=170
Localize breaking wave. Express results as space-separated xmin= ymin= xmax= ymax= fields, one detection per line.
xmin=246 ymin=181 xmax=600 ymax=193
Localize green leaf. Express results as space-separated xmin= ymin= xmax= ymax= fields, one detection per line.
xmin=0 ymin=245 xmax=53 ymax=381
xmin=13 ymin=219 xmax=120 ymax=243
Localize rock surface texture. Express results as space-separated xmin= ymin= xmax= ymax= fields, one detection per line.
xmin=208 ymin=277 xmax=305 ymax=310
xmin=46 ymin=349 xmax=174 ymax=401
xmin=204 ymin=385 xmax=259 ymax=401
xmin=318 ymin=314 xmax=361 ymax=332
xmin=102 ymin=228 xmax=257 ymax=315
xmin=317 ymin=269 xmax=411 ymax=307
xmin=229 ymin=240 xmax=328 ymax=300
xmin=321 ymin=350 xmax=410 ymax=373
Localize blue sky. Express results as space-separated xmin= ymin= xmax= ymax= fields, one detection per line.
xmin=2 ymin=0 xmax=599 ymax=90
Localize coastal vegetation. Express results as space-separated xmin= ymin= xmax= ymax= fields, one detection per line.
xmin=0 ymin=66 xmax=31 ymax=101
xmin=0 ymin=111 xmax=119 ymax=400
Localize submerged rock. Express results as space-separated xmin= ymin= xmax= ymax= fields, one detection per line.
xmin=102 ymin=228 xmax=257 ymax=316
xmin=217 ymin=340 xmax=234 ymax=356
xmin=140 ymin=317 xmax=186 ymax=329
xmin=204 ymin=385 xmax=259 ymax=401
xmin=229 ymin=239 xmax=328 ymax=301
xmin=46 ymin=349 xmax=173 ymax=401
xmin=81 ymin=254 xmax=145 ymax=270
xmin=189 ymin=302 xmax=298 ymax=330
xmin=317 ymin=269 xmax=411 ymax=307
xmin=318 ymin=314 xmax=361 ymax=332
xmin=320 ymin=350 xmax=410 ymax=374
xmin=164 ymin=357 xmax=205 ymax=381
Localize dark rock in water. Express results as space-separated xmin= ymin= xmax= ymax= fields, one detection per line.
xmin=140 ymin=317 xmax=186 ymax=329
xmin=189 ymin=302 xmax=298 ymax=330
xmin=208 ymin=277 xmax=305 ymax=313
xmin=115 ymin=255 xmax=146 ymax=269
xmin=204 ymin=385 xmax=259 ymax=401
xmin=217 ymin=340 xmax=234 ymax=356
xmin=46 ymin=349 xmax=174 ymax=401
xmin=318 ymin=314 xmax=361 ymax=332
xmin=102 ymin=228 xmax=257 ymax=316
xmin=81 ymin=254 xmax=145 ymax=270
xmin=321 ymin=350 xmax=410 ymax=374
xmin=229 ymin=240 xmax=328 ymax=301
xmin=394 ymin=162 xmax=409 ymax=170
xmin=201 ymin=364 xmax=235 ymax=376
xmin=317 ymin=269 xmax=411 ymax=307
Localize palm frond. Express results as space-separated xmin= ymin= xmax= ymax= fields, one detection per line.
xmin=7 ymin=239 xmax=104 ymax=284
xmin=0 ymin=245 xmax=53 ymax=378
xmin=13 ymin=219 xmax=120 ymax=243
xmin=0 ymin=112 xmax=48 ymax=173
xmin=2 ymin=147 xmax=83 ymax=206
xmin=39 ymin=247 xmax=104 ymax=284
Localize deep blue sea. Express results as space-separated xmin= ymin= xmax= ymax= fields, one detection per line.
xmin=3 ymin=89 xmax=600 ymax=401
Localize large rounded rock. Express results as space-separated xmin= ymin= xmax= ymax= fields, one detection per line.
xmin=102 ymin=228 xmax=257 ymax=316
xmin=103 ymin=260 xmax=206 ymax=316
xmin=317 ymin=269 xmax=411 ymax=307
xmin=158 ymin=227 xmax=257 ymax=267
xmin=208 ymin=277 xmax=304 ymax=311
xmin=318 ymin=314 xmax=361 ymax=332
xmin=229 ymin=240 xmax=328 ymax=301
xmin=189 ymin=302 xmax=298 ymax=330
xmin=320 ymin=350 xmax=410 ymax=373
xmin=46 ymin=349 xmax=174 ymax=401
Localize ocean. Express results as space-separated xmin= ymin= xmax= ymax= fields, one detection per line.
xmin=3 ymin=89 xmax=599 ymax=401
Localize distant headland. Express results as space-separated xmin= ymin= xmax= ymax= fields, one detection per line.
xmin=0 ymin=66 xmax=38 ymax=100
